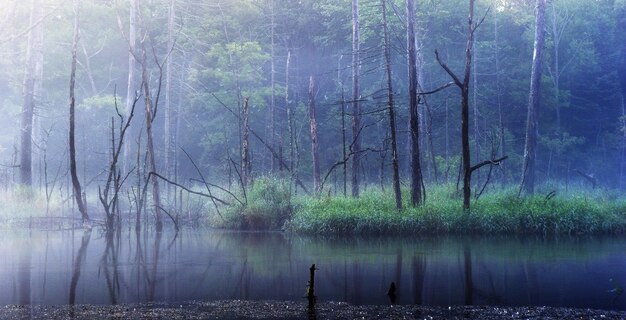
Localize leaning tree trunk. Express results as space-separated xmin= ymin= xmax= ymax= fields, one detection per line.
xmin=382 ymin=0 xmax=402 ymax=210
xmin=407 ymin=0 xmax=424 ymax=206
xmin=308 ymin=76 xmax=321 ymax=195
xmin=69 ymin=0 xmax=89 ymax=224
xmin=520 ymin=0 xmax=547 ymax=195
xmin=351 ymin=0 xmax=361 ymax=198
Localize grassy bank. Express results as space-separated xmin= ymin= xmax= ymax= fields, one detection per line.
xmin=212 ymin=178 xmax=626 ymax=235
xmin=288 ymin=184 xmax=626 ymax=235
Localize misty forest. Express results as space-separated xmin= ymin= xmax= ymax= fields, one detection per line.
xmin=1 ymin=0 xmax=626 ymax=316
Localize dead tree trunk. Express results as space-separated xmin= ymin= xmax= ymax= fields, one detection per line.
xmin=286 ymin=50 xmax=296 ymax=190
xmin=99 ymin=93 xmax=137 ymax=230
xmin=20 ymin=0 xmax=42 ymax=187
xmin=123 ymin=0 xmax=137 ymax=176
xmin=382 ymin=0 xmax=402 ymax=210
xmin=351 ymin=0 xmax=361 ymax=198
xmin=407 ymin=0 xmax=424 ymax=206
xmin=138 ymin=14 xmax=163 ymax=232
xmin=269 ymin=0 xmax=277 ymax=173
xmin=164 ymin=0 xmax=176 ymax=197
xmin=341 ymin=91 xmax=348 ymax=197
xmin=520 ymin=0 xmax=547 ymax=195
xmin=69 ymin=0 xmax=89 ymax=224
xmin=493 ymin=0 xmax=506 ymax=185
xmin=435 ymin=0 xmax=482 ymax=210
xmin=308 ymin=76 xmax=321 ymax=195
xmin=242 ymin=97 xmax=251 ymax=187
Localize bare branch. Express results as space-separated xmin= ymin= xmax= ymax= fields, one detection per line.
xmin=435 ymin=50 xmax=463 ymax=87
xmin=470 ymin=156 xmax=508 ymax=173
xmin=148 ymin=171 xmax=230 ymax=206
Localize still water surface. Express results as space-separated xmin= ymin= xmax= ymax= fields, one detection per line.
xmin=2 ymin=229 xmax=625 ymax=310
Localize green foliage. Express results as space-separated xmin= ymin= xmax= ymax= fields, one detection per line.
xmin=288 ymin=184 xmax=626 ymax=235
xmin=215 ymin=177 xmax=293 ymax=230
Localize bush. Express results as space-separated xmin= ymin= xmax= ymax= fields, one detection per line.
xmin=215 ymin=177 xmax=292 ymax=230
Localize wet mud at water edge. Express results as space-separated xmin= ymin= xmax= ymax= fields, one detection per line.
xmin=2 ymin=229 xmax=626 ymax=311
xmin=2 ymin=301 xmax=626 ymax=319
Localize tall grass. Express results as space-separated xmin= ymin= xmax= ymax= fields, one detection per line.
xmin=212 ymin=177 xmax=293 ymax=230
xmin=288 ymin=184 xmax=626 ymax=235
xmin=0 ymin=187 xmax=64 ymax=222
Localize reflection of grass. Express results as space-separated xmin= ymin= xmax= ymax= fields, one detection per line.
xmin=288 ymin=184 xmax=626 ymax=235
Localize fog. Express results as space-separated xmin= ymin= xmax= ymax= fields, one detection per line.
xmin=0 ymin=0 xmax=624 ymax=221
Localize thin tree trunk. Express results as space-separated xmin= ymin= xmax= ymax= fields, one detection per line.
xmin=382 ymin=0 xmax=402 ymax=210
xmin=494 ymin=1 xmax=506 ymax=185
xmin=20 ymin=0 xmax=41 ymax=187
xmin=123 ymin=0 xmax=137 ymax=176
xmin=407 ymin=0 xmax=424 ymax=206
xmin=435 ymin=0 xmax=476 ymax=210
xmin=308 ymin=76 xmax=321 ymax=195
xmin=69 ymin=0 xmax=89 ymax=224
xmin=286 ymin=50 xmax=295 ymax=190
xmin=242 ymin=97 xmax=251 ymax=187
xmin=270 ymin=0 xmax=277 ymax=173
xmin=619 ymin=93 xmax=626 ymax=190
xmin=520 ymin=0 xmax=547 ymax=195
xmin=351 ymin=0 xmax=361 ymax=198
xmin=164 ymin=0 xmax=175 ymax=197
xmin=138 ymin=23 xmax=163 ymax=232
xmin=461 ymin=2 xmax=474 ymax=210
xmin=472 ymin=35 xmax=480 ymax=183
xmin=341 ymin=92 xmax=348 ymax=197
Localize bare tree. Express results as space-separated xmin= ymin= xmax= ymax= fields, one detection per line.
xmin=137 ymin=6 xmax=165 ymax=232
xmin=493 ymin=0 xmax=507 ymax=185
xmin=99 ymin=91 xmax=137 ymax=230
xmin=351 ymin=0 xmax=361 ymax=198
xmin=242 ymin=97 xmax=251 ymax=187
xmin=308 ymin=76 xmax=321 ymax=194
xmin=164 ymin=0 xmax=177 ymax=196
xmin=407 ymin=0 xmax=424 ymax=206
xmin=520 ymin=0 xmax=547 ymax=195
xmin=69 ymin=0 xmax=89 ymax=224
xmin=382 ymin=0 xmax=402 ymax=210
xmin=20 ymin=0 xmax=42 ymax=187
xmin=436 ymin=0 xmax=506 ymax=210
xmin=123 ymin=0 xmax=137 ymax=176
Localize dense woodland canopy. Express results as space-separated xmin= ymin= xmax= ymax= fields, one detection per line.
xmin=0 ymin=0 xmax=625 ymax=218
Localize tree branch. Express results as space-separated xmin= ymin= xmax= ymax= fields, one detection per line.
xmin=435 ymin=50 xmax=463 ymax=87
xmin=148 ymin=171 xmax=230 ymax=206
xmin=470 ymin=156 xmax=508 ymax=173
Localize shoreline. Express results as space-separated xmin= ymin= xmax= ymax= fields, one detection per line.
xmin=3 ymin=300 xmax=625 ymax=319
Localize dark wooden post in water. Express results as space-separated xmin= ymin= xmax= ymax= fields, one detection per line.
xmin=387 ymin=281 xmax=397 ymax=305
xmin=307 ymin=264 xmax=316 ymax=307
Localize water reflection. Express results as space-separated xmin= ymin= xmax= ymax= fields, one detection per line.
xmin=1 ymin=230 xmax=625 ymax=310
xmin=69 ymin=229 xmax=91 ymax=305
